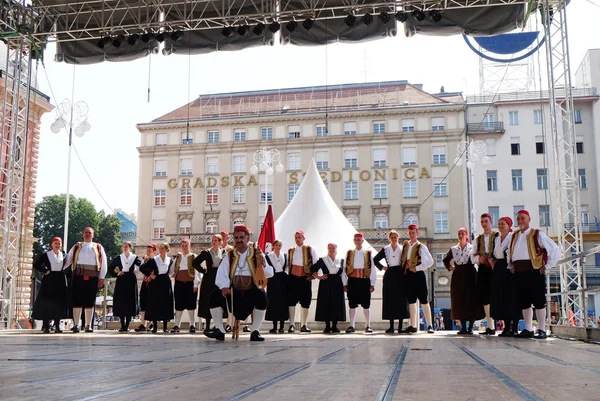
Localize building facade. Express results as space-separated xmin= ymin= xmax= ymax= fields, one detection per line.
xmin=115 ymin=209 xmax=137 ymax=246
xmin=136 ymin=81 xmax=469 ymax=311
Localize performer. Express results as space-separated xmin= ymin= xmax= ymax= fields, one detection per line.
xmin=490 ymin=217 xmax=521 ymax=337
xmin=135 ymin=244 xmax=156 ymax=332
xmin=342 ymin=233 xmax=376 ymax=333
xmin=204 ymin=226 xmax=273 ymax=342
xmin=220 ymin=230 xmax=234 ymax=252
xmin=170 ymin=238 xmax=200 ymax=333
xmin=312 ymin=243 xmax=346 ymax=333
xmin=194 ymin=234 xmax=227 ymax=335
xmin=508 ymin=210 xmax=560 ymax=339
xmin=443 ymin=228 xmax=484 ymax=335
xmin=107 ymin=241 xmax=142 ymax=333
xmin=401 ymin=224 xmax=434 ymax=334
xmin=287 ymin=230 xmax=318 ymax=333
xmin=140 ymin=243 xmax=175 ymax=334
xmin=265 ymin=240 xmax=289 ymax=333
xmin=32 ymin=236 xmax=69 ymax=333
xmin=374 ymin=230 xmax=409 ymax=334
xmin=471 ymin=213 xmax=498 ymax=335
xmin=64 ymin=227 xmax=107 ymax=333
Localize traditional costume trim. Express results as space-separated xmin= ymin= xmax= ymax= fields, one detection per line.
xmin=229 ymin=242 xmax=268 ymax=289
xmin=509 ymin=229 xmax=548 ymax=269
xmin=173 ymin=252 xmax=197 ymax=278
xmin=476 ymin=231 xmax=498 ymax=257
xmin=72 ymin=242 xmax=102 ymax=272
xmin=345 ymin=249 xmax=372 ymax=277
xmin=401 ymin=240 xmax=421 ymax=267
xmin=288 ymin=245 xmax=313 ymax=274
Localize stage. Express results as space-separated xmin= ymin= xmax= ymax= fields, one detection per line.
xmin=1 ymin=330 xmax=599 ymax=400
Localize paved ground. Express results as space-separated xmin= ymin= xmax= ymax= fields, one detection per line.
xmin=1 ymin=329 xmax=599 ymax=401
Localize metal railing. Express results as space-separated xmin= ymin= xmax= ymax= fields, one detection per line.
xmin=564 ymin=223 xmax=600 ymax=233
xmin=467 ymin=87 xmax=597 ymax=104
xmin=467 ymin=122 xmax=505 ymax=133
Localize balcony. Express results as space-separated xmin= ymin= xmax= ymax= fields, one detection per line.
xmin=564 ymin=223 xmax=600 ymax=233
xmin=467 ymin=122 xmax=505 ymax=134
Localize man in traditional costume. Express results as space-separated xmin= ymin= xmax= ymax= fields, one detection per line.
xmin=342 ymin=233 xmax=376 ymax=333
xmin=287 ymin=230 xmax=318 ymax=333
xmin=194 ymin=234 xmax=226 ymax=334
xmin=471 ymin=213 xmax=498 ymax=335
xmin=204 ymin=226 xmax=273 ymax=342
xmin=171 ymin=238 xmax=200 ymax=333
xmin=401 ymin=224 xmax=435 ymax=334
xmin=508 ymin=210 xmax=560 ymax=339
xmin=64 ymin=227 xmax=107 ymax=333
xmin=135 ymin=243 xmax=156 ymax=332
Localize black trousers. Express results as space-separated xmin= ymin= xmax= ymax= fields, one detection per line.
xmin=347 ymin=277 xmax=371 ymax=309
xmin=405 ymin=270 xmax=428 ymax=304
xmin=514 ymin=270 xmax=546 ymax=310
xmin=209 ymin=286 xmax=267 ymax=321
xmin=287 ymin=275 xmax=312 ymax=308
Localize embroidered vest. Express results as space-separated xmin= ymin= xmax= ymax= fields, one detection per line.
xmin=400 ymin=240 xmax=421 ymax=267
xmin=72 ymin=242 xmax=102 ymax=271
xmin=476 ymin=231 xmax=498 ymax=257
xmin=509 ymin=229 xmax=548 ymax=269
xmin=229 ymin=242 xmax=268 ymax=289
xmin=345 ymin=250 xmax=372 ymax=278
xmin=173 ymin=252 xmax=197 ymax=279
xmin=288 ymin=245 xmax=313 ymax=274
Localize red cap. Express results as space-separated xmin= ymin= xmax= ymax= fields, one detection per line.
xmin=220 ymin=229 xmax=229 ymax=235
xmin=234 ymin=225 xmax=251 ymax=234
xmin=295 ymin=230 xmax=305 ymax=237
xmin=481 ymin=213 xmax=493 ymax=221
xmin=457 ymin=227 xmax=470 ymax=243
xmin=181 ymin=237 xmax=190 ymax=243
xmin=354 ymin=233 xmax=364 ymax=239
xmin=517 ymin=210 xmax=530 ymax=217
xmin=408 ymin=224 xmax=419 ymax=230
xmin=327 ymin=243 xmax=337 ymax=248
xmin=51 ymin=236 xmax=62 ymax=244
xmin=147 ymin=243 xmax=157 ymax=250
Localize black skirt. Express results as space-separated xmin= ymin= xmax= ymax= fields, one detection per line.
xmin=266 ymin=272 xmax=289 ymax=321
xmin=382 ymin=266 xmax=409 ymax=320
xmin=315 ymin=274 xmax=346 ymax=322
xmin=490 ymin=258 xmax=522 ymax=321
xmin=198 ymin=268 xmax=227 ymax=319
xmin=32 ymin=272 xmax=69 ymax=320
xmin=113 ymin=272 xmax=139 ymax=318
xmin=174 ymin=280 xmax=197 ymax=311
xmin=139 ymin=280 xmax=148 ymax=312
xmin=71 ymin=275 xmax=98 ymax=308
xmin=477 ymin=264 xmax=493 ymax=306
xmin=145 ymin=274 xmax=174 ymax=321
xmin=450 ymin=262 xmax=485 ymax=321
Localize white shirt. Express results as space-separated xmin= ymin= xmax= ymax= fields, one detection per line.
xmin=341 ymin=249 xmax=377 ymax=286
xmin=267 ymin=252 xmax=287 ymax=274
xmin=492 ymin=232 xmax=512 ymax=260
xmin=291 ymin=245 xmax=318 ymax=267
xmin=155 ymin=255 xmax=173 ymax=275
xmin=405 ymin=241 xmax=434 ymax=272
xmin=65 ymin=241 xmax=108 ymax=278
xmin=471 ymin=232 xmax=495 ymax=264
xmin=47 ymin=250 xmax=65 ymax=272
xmin=384 ymin=244 xmax=402 ymax=266
xmin=215 ymin=246 xmax=273 ymax=289
xmin=119 ymin=253 xmax=138 ymax=273
xmin=448 ymin=243 xmax=473 ymax=266
xmin=178 ymin=253 xmax=201 ymax=288
xmin=321 ymin=256 xmax=343 ymax=275
xmin=507 ymin=227 xmax=561 ymax=269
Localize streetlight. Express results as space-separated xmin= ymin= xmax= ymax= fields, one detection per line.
xmin=50 ymin=99 xmax=91 ymax=252
xmin=454 ymin=140 xmax=490 ymax=240
xmin=249 ymin=148 xmax=284 ymax=226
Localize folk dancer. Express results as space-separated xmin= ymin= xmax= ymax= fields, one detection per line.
xmin=140 ymin=243 xmax=175 ymax=334
xmin=194 ymin=234 xmax=226 ymax=334
xmin=312 ymin=243 xmax=346 ymax=333
xmin=135 ymin=243 xmax=156 ymax=332
xmin=508 ymin=210 xmax=560 ymax=339
xmin=265 ymin=240 xmax=289 ymax=333
xmin=65 ymin=227 xmax=107 ymax=333
xmin=171 ymin=238 xmax=200 ymax=333
xmin=472 ymin=213 xmax=498 ymax=335
xmin=287 ymin=230 xmax=318 ymax=333
xmin=374 ymin=230 xmax=409 ymax=334
xmin=343 ymin=233 xmax=376 ymax=333
xmin=220 ymin=230 xmax=235 ymax=332
xmin=107 ymin=241 xmax=142 ymax=332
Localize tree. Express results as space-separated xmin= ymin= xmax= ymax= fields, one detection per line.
xmin=95 ymin=210 xmax=122 ymax=260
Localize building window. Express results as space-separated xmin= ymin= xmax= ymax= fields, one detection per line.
xmin=288 ymin=184 xmax=300 ymax=201
xmin=404 ymin=179 xmax=417 ymax=198
xmin=404 ymin=213 xmax=418 ymax=228
xmin=512 ymin=169 xmax=523 ymax=191
xmin=534 ymin=110 xmax=544 ymax=124
xmin=154 ymin=189 xmax=166 ymax=206
xmin=436 ymin=253 xmax=445 ymax=268
xmin=402 ymin=119 xmax=415 ymax=132
xmin=347 ymin=214 xmax=359 ymax=229
xmin=539 ymin=205 xmax=551 ymax=227
xmin=232 ymin=217 xmax=245 ymax=229
xmin=179 ymin=219 xmax=191 ymax=234
xmin=574 ymin=109 xmax=582 ymax=124
xmin=181 ymin=132 xmax=193 ymax=144
xmin=206 ymin=219 xmax=218 ymax=234
xmin=206 ymin=156 xmax=219 ymax=174
xmin=483 ymin=114 xmax=495 ymax=129
xmin=513 ymin=205 xmax=524 ymax=224
xmin=435 ymin=212 xmax=449 ymax=233
xmin=510 ymin=137 xmax=520 ymax=155
xmin=180 ymin=188 xmax=192 ymax=206
xmin=373 ymin=121 xmax=386 ymax=134
xmin=180 ymin=158 xmax=192 ymax=176
xmin=153 ymin=220 xmax=165 ymax=239
xmin=288 ymin=125 xmax=301 ymax=139
xmin=232 ymin=155 xmax=246 ymax=173
xmin=261 ymin=127 xmax=273 ymax=140
xmin=315 ymin=151 xmax=329 ymax=169
xmin=576 ymin=136 xmax=584 ymax=153
xmin=509 ymin=111 xmax=519 ymax=126
xmin=433 ymin=178 xmax=447 ymax=197
xmin=536 ymin=136 xmax=545 ymax=154
xmin=154 ymin=160 xmax=167 ymax=177
xmin=579 ymin=168 xmax=587 ymax=189
xmin=487 ymin=170 xmax=498 ymax=191
xmin=345 ymin=181 xmax=358 ymax=200
xmin=431 ymin=117 xmax=444 ymax=131
xmin=488 ymin=206 xmax=499 ymax=227
xmin=485 ymin=138 xmax=496 ymax=156
xmin=537 ymin=169 xmax=548 ymax=190
xmin=374 ymin=181 xmax=387 ymax=199
xmin=344 ymin=150 xmax=358 ymax=168
xmin=402 ymin=147 xmax=416 ymax=165
xmin=208 ymin=130 xmax=220 ymax=143
xmin=373 ymin=148 xmax=386 ymax=167
xmin=206 ymin=188 xmax=219 ymax=204
xmin=344 ymin=122 xmax=357 ymax=136
xmin=260 ymin=185 xmax=273 ymax=202
xmin=581 ymin=207 xmax=589 ymax=232
xmin=316 ymin=124 xmax=327 ymax=137
xmin=374 ymin=214 xmax=388 ymax=229
xmin=432 ymin=146 xmax=446 ymax=165
xmin=234 ymin=129 xmax=246 ymax=142
xmin=232 ymin=186 xmax=245 ymax=203
xmin=287 ymin=153 xmax=300 ymax=170
xmin=156 ymin=133 xmax=167 ymax=146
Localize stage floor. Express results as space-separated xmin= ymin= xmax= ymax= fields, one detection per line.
xmin=1 ymin=329 xmax=599 ymax=401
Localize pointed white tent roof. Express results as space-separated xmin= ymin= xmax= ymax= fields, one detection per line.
xmin=275 ymin=160 xmax=371 ymax=257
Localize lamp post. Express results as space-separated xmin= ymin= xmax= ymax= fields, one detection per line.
xmin=454 ymin=140 xmax=490 ymax=240
xmin=250 ymin=148 xmax=284 ymax=228
xmin=50 ymin=99 xmax=91 ymax=252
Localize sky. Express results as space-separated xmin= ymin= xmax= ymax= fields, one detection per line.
xmin=34 ymin=2 xmax=600 ymax=220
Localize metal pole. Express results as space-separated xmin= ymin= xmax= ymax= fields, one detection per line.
xmin=63 ymin=126 xmax=73 ymax=252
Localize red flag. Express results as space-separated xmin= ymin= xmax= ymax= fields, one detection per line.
xmin=258 ymin=205 xmax=276 ymax=253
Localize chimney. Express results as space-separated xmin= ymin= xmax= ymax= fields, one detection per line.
xmin=440 ymin=86 xmax=445 ymax=93
xmin=413 ymin=84 xmax=423 ymax=90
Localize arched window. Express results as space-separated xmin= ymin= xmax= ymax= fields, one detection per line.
xmin=206 ymin=219 xmax=218 ymax=234
xmin=347 ymin=214 xmax=359 ymax=229
xmin=404 ymin=213 xmax=418 ymax=228
xmin=374 ymin=214 xmax=388 ymax=229
xmin=179 ymin=219 xmax=191 ymax=234
xmin=232 ymin=217 xmax=245 ymax=229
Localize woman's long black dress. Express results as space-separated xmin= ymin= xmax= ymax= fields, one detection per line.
xmin=443 ymin=244 xmax=485 ymax=321
xmin=140 ymin=256 xmax=174 ymax=322
xmin=374 ymin=245 xmax=409 ymax=320
xmin=490 ymin=233 xmax=522 ymax=322
xmin=107 ymin=253 xmax=142 ymax=318
xmin=32 ymin=251 xmax=70 ymax=322
xmin=312 ymin=257 xmax=346 ymax=322
xmin=265 ymin=252 xmax=289 ymax=321
xmin=194 ymin=248 xmax=227 ymax=319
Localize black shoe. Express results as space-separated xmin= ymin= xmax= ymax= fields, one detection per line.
xmin=42 ymin=328 xmax=50 ymax=334
xmin=214 ymin=329 xmax=225 ymax=341
xmin=55 ymin=328 xmax=63 ymax=334
xmin=134 ymin=324 xmax=146 ymax=332
xmin=118 ymin=327 xmax=128 ymax=333
xmin=466 ymin=329 xmax=474 ymax=335
xmin=406 ymin=326 xmax=417 ymax=334
xmin=225 ymin=325 xmax=232 ymax=333
xmin=163 ymin=328 xmax=169 ymax=334
xmin=189 ymin=326 xmax=196 ymax=334
xmin=203 ymin=327 xmax=214 ymax=336
xmin=484 ymin=328 xmax=496 ymax=335
xmin=457 ymin=329 xmax=468 ymax=335
xmin=250 ymin=330 xmax=265 ymax=342
xmin=346 ymin=326 xmax=355 ymax=333
xmin=288 ymin=325 xmax=295 ymax=333
xmin=331 ymin=327 xmax=341 ymax=333
xmin=151 ymin=327 xmax=158 ymax=334
xmin=323 ymin=328 xmax=331 ymax=334
xmin=365 ymin=326 xmax=373 ymax=333
xmin=269 ymin=328 xmax=278 ymax=334
xmin=498 ymin=329 xmax=511 ymax=337
xmin=147 ymin=324 xmax=154 ymax=332
xmin=243 ymin=326 xmax=251 ymax=333
xmin=278 ymin=328 xmax=284 ymax=334
xmin=516 ymin=329 xmax=534 ymax=339
xmin=300 ymin=325 xmax=311 ymax=333
xmin=71 ymin=326 xmax=80 ymax=333
xmin=427 ymin=325 xmax=434 ymax=334
xmin=385 ymin=328 xmax=395 ymax=334
xmin=85 ymin=326 xmax=93 ymax=333
xmin=170 ymin=326 xmax=180 ymax=334
xmin=534 ymin=330 xmax=547 ymax=339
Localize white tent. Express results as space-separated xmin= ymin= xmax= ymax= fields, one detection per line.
xmin=275 ymin=159 xmax=372 ymax=258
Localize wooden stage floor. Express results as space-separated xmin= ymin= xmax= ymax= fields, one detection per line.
xmin=1 ymin=330 xmax=599 ymax=401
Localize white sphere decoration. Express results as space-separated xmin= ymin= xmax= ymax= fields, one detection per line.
xmin=250 ymin=165 xmax=258 ymax=174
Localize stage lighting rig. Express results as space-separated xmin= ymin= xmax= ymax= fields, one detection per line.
xmin=237 ymin=25 xmax=248 ymax=36
xmin=362 ymin=13 xmax=373 ymax=26
xmin=171 ymin=30 xmax=184 ymax=41
xmin=127 ymin=34 xmax=140 ymax=46
xmin=269 ymin=21 xmax=280 ymax=33
xmin=344 ymin=14 xmax=356 ymax=27
xmin=394 ymin=11 xmax=407 ymax=22
xmin=430 ymin=11 xmax=442 ymax=23
xmin=412 ymin=10 xmax=425 ymax=21
xmin=112 ymin=34 xmax=125 ymax=48
xmin=253 ymin=23 xmax=265 ymax=36
xmin=378 ymin=12 xmax=391 ymax=24
xmin=302 ymin=18 xmax=314 ymax=31
xmin=222 ymin=26 xmax=233 ymax=37
xmin=286 ymin=20 xmax=298 ymax=32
